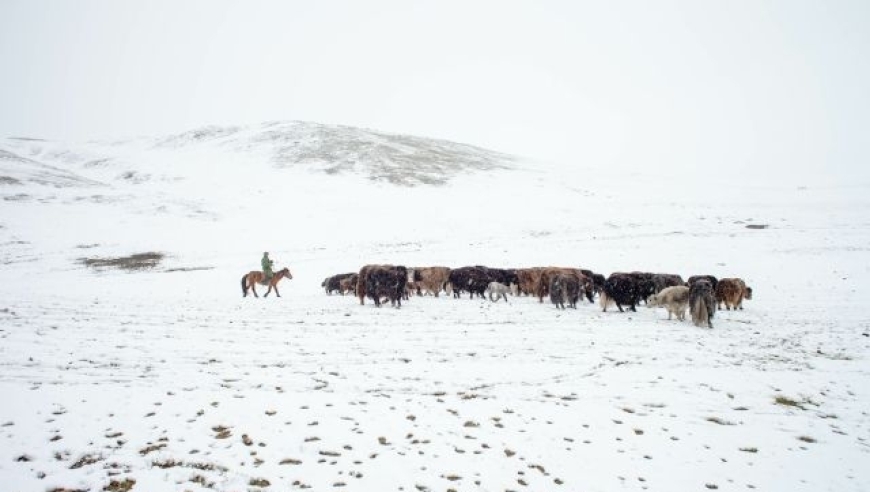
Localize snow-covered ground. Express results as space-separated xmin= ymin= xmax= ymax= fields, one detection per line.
xmin=1 ymin=122 xmax=869 ymax=491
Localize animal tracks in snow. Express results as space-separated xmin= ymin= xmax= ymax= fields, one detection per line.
xmin=0 ymin=291 xmax=868 ymax=491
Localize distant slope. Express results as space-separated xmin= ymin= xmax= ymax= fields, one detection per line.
xmin=151 ymin=121 xmax=518 ymax=186
xmin=0 ymin=148 xmax=104 ymax=188
xmin=2 ymin=121 xmax=518 ymax=188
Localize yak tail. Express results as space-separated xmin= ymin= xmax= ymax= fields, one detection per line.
xmin=599 ymin=291 xmax=612 ymax=311
xmin=692 ymin=299 xmax=709 ymax=327
xmin=706 ymin=297 xmax=716 ymax=327
xmin=241 ymin=274 xmax=248 ymax=297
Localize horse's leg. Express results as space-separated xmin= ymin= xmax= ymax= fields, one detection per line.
xmin=274 ymin=284 xmax=280 ymax=297
xmin=252 ymin=283 xmax=259 ymax=298
xmin=264 ymin=284 xmax=271 ymax=297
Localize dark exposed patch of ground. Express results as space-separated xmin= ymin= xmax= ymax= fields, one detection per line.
xmin=103 ymin=478 xmax=136 ymax=492
xmin=79 ymin=252 xmax=165 ymax=271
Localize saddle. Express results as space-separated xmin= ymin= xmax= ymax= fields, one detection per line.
xmin=258 ymin=275 xmax=273 ymax=286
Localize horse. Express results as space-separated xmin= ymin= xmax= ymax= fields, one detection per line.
xmin=241 ymin=267 xmax=293 ymax=298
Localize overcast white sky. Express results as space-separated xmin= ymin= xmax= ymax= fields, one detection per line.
xmin=1 ymin=1 xmax=868 ymax=181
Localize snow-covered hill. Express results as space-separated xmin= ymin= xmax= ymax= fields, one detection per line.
xmin=0 ymin=147 xmax=103 ymax=188
xmin=1 ymin=122 xmax=869 ymax=492
xmin=3 ymin=121 xmax=516 ymax=188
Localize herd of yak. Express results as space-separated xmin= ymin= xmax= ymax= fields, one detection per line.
xmin=321 ymin=265 xmax=753 ymax=329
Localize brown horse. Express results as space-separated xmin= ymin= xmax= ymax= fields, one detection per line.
xmin=241 ymin=267 xmax=293 ymax=298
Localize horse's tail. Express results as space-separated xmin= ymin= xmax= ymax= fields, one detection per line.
xmin=241 ymin=274 xmax=248 ymax=297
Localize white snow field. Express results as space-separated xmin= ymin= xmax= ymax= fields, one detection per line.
xmin=1 ymin=121 xmax=869 ymax=492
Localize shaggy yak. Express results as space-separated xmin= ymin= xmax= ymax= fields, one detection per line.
xmin=716 ymin=278 xmax=753 ymax=310
xmin=647 ymin=285 xmax=690 ymax=321
xmin=515 ymin=268 xmax=545 ymax=296
xmin=651 ymin=273 xmax=684 ymax=295
xmin=322 ymin=272 xmax=356 ymax=295
xmin=600 ymin=273 xmax=640 ymax=312
xmin=447 ymin=266 xmax=490 ymax=299
xmin=410 ymin=266 xmax=451 ymax=297
xmin=339 ymin=274 xmax=358 ymax=295
xmin=365 ymin=265 xmax=409 ymax=308
xmin=629 ymin=272 xmax=657 ymax=303
xmin=687 ymin=275 xmax=719 ymax=291
xmin=356 ymin=264 xmax=408 ymax=307
xmin=549 ymin=274 xmax=581 ymax=309
xmin=689 ymin=279 xmax=716 ymax=328
xmin=486 ymin=281 xmax=512 ymax=303
xmin=579 ymin=269 xmax=605 ymax=297
xmin=537 ymin=268 xmax=594 ymax=304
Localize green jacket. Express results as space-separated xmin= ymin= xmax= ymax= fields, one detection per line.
xmin=261 ymin=255 xmax=274 ymax=276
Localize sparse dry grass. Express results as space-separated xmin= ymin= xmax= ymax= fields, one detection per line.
xmin=138 ymin=443 xmax=166 ymax=456
xmin=69 ymin=453 xmax=103 ymax=469
xmin=151 ymin=459 xmax=227 ymax=472
xmin=190 ymin=474 xmax=214 ymax=489
xmin=79 ymin=252 xmax=164 ymax=271
xmin=212 ymin=425 xmax=231 ymax=439
xmin=774 ymin=395 xmax=819 ymax=410
xmin=774 ymin=395 xmax=802 ymax=408
xmin=103 ymin=478 xmax=136 ymax=492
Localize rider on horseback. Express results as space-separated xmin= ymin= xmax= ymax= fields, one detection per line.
xmin=261 ymin=251 xmax=274 ymax=280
